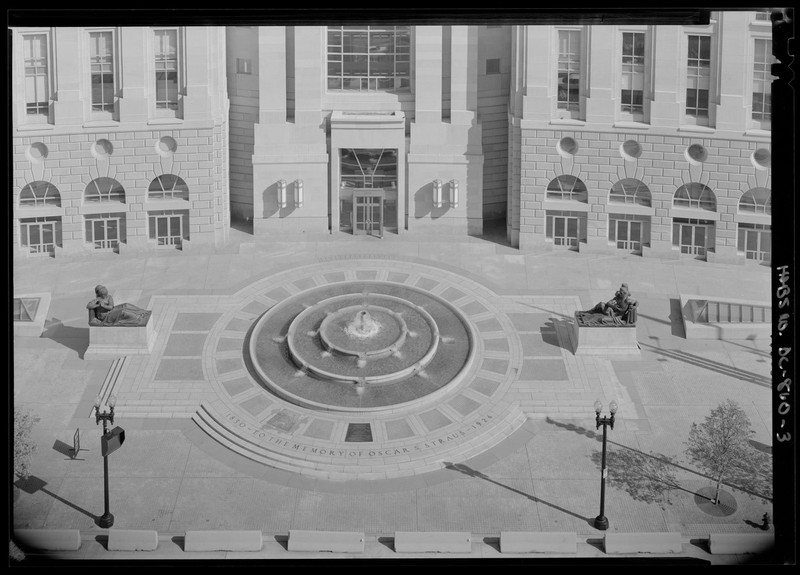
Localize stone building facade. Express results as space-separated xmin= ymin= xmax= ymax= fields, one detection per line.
xmin=11 ymin=12 xmax=773 ymax=265
xmin=11 ymin=27 xmax=229 ymax=257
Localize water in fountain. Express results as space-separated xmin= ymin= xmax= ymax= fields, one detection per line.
xmin=344 ymin=309 xmax=381 ymax=339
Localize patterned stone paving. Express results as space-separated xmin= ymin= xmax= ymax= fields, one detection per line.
xmin=95 ymin=257 xmax=642 ymax=482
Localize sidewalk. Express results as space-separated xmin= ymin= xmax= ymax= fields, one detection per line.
xmin=11 ymin=227 xmax=777 ymax=564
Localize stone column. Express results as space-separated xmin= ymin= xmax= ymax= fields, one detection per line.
xmin=649 ymin=26 xmax=682 ymax=127
xmin=258 ymin=26 xmax=286 ymax=124
xmin=584 ymin=26 xmax=616 ymax=125
xmin=182 ymin=27 xmax=210 ymax=121
xmin=118 ymin=28 xmax=148 ymax=124
xmin=293 ymin=27 xmax=323 ymax=125
xmin=52 ymin=28 xmax=84 ymax=125
xmin=521 ymin=26 xmax=553 ymax=122
xmin=414 ymin=26 xmax=443 ymax=124
xmin=714 ymin=11 xmax=750 ymax=132
xmin=449 ymin=26 xmax=477 ymax=125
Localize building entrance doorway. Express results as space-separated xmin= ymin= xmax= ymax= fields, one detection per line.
xmin=354 ymin=191 xmax=384 ymax=237
xmin=338 ymin=148 xmax=397 ymax=235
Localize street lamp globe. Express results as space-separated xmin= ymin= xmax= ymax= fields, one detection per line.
xmin=593 ymin=400 xmax=603 ymax=414
xmin=609 ymin=400 xmax=618 ymax=414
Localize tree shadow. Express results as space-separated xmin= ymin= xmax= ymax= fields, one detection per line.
xmin=40 ymin=319 xmax=89 ymax=359
xmin=589 ymin=448 xmax=685 ymax=506
xmin=443 ymin=461 xmax=593 ymax=528
xmin=546 ymin=417 xmax=773 ymax=504
xmin=14 ymin=475 xmax=98 ymax=522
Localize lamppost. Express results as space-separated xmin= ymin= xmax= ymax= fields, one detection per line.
xmin=94 ymin=394 xmax=116 ymax=528
xmin=593 ymin=399 xmax=618 ymax=531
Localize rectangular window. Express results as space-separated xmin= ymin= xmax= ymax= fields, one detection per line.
xmin=89 ymin=31 xmax=115 ymax=114
xmin=755 ymin=9 xmax=771 ymax=21
xmin=620 ymin=32 xmax=645 ymax=115
xmin=557 ymin=30 xmax=581 ymax=111
xmin=155 ymin=29 xmax=179 ymax=110
xmin=686 ymin=35 xmax=710 ymax=118
xmin=236 ymin=58 xmax=252 ymax=75
xmin=752 ymin=38 xmax=773 ymax=122
xmin=23 ymin=34 xmax=49 ymax=120
xmin=327 ymin=26 xmax=410 ymax=92
xmin=486 ymin=58 xmax=501 ymax=75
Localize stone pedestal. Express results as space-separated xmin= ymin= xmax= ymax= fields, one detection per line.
xmin=85 ymin=317 xmax=156 ymax=359
xmin=571 ymin=313 xmax=640 ymax=356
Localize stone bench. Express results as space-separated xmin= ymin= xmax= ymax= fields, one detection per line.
xmin=394 ymin=531 xmax=472 ymax=553
xmin=287 ymin=530 xmax=365 ymax=553
xmin=85 ymin=318 xmax=155 ymax=359
xmin=108 ymin=529 xmax=159 ymax=551
xmin=184 ymin=530 xmax=263 ymax=552
xmin=604 ymin=532 xmax=683 ymax=554
xmin=500 ymin=531 xmax=577 ymax=554
xmin=13 ymin=529 xmax=81 ymax=551
xmin=708 ymin=533 xmax=774 ymax=555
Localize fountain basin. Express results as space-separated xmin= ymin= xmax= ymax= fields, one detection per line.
xmin=248 ymin=281 xmax=475 ymax=412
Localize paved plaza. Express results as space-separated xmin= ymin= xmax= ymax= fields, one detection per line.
xmin=11 ymin=224 xmax=777 ymax=564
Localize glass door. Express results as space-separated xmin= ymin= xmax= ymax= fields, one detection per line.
xmin=353 ymin=194 xmax=383 ymax=237
xmin=553 ymin=215 xmax=579 ymax=247
xmin=154 ymin=214 xmax=183 ymax=248
xmin=22 ymin=219 xmax=56 ymax=256
xmin=678 ymin=222 xmax=708 ymax=256
xmin=615 ymin=220 xmax=642 ymax=252
xmin=744 ymin=227 xmax=770 ymax=261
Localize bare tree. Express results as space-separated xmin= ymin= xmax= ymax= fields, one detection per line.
xmin=684 ymin=399 xmax=769 ymax=504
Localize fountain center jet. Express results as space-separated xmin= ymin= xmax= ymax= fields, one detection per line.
xmin=345 ymin=309 xmax=381 ymax=339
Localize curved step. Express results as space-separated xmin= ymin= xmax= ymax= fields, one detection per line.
xmin=191 ymin=401 xmax=528 ymax=480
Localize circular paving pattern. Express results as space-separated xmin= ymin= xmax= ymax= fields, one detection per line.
xmin=194 ymin=257 xmax=531 ymax=481
xmin=249 ymin=282 xmax=474 ymax=411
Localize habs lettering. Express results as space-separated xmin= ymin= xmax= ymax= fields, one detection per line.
xmin=223 ymin=412 xmax=494 ymax=458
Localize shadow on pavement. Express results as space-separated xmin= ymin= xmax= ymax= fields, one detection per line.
xmin=14 ymin=475 xmax=98 ymax=522
xmin=637 ymin=342 xmax=771 ymax=387
xmin=41 ymin=320 xmax=90 ymax=359
xmin=443 ymin=461 xmax=593 ymax=528
xmin=546 ymin=418 xmax=773 ymax=504
xmin=170 ymin=535 xmax=184 ymax=551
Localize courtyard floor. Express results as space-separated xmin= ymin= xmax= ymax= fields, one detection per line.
xmin=11 ymin=223 xmax=777 ymax=564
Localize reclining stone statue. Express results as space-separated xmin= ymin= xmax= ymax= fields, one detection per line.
xmin=576 ymin=283 xmax=638 ymax=326
xmin=87 ymin=285 xmax=151 ymax=327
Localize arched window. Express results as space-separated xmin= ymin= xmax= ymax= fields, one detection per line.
xmin=674 ymin=183 xmax=716 ymax=211
xmin=19 ymin=181 xmax=61 ymax=207
xmin=738 ymin=188 xmax=771 ymax=214
xmin=546 ymin=175 xmax=588 ymax=202
xmin=148 ymin=174 xmax=189 ymax=200
xmin=84 ymin=177 xmax=125 ymax=202
xmin=609 ymin=179 xmax=651 ymax=206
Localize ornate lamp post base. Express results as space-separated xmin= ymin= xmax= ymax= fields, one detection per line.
xmin=98 ymin=512 xmax=115 ymax=528
xmin=594 ymin=515 xmax=609 ymax=530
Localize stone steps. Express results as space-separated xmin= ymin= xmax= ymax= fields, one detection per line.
xmin=191 ymin=400 xmax=528 ymax=480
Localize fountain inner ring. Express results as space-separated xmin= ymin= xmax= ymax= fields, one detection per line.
xmin=284 ymin=293 xmax=440 ymax=386
xmin=318 ymin=304 xmax=408 ymax=360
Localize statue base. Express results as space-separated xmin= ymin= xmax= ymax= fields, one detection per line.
xmin=571 ymin=312 xmax=640 ymax=356
xmin=85 ymin=316 xmax=156 ymax=359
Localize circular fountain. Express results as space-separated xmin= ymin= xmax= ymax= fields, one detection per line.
xmin=248 ymin=282 xmax=475 ymax=412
